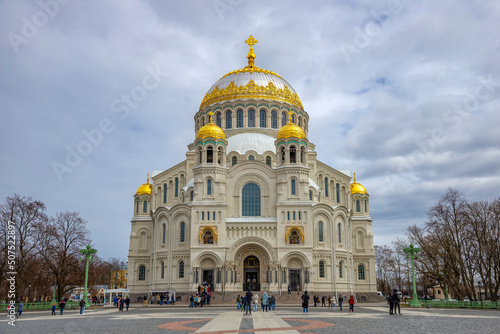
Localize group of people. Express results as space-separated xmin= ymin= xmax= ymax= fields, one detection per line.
xmin=301 ymin=292 xmax=355 ymax=313
xmin=113 ymin=296 xmax=130 ymax=311
xmin=237 ymin=290 xmax=276 ymax=314
xmin=387 ymin=289 xmax=402 ymax=315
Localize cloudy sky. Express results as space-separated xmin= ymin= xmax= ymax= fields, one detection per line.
xmin=1 ymin=0 xmax=499 ymax=260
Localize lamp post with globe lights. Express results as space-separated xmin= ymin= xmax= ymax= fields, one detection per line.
xmin=403 ymin=243 xmax=422 ymax=307
xmin=79 ymin=244 xmax=97 ymax=308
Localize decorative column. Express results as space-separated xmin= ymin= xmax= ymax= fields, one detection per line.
xmin=79 ymin=244 xmax=97 ymax=308
xmin=403 ymin=243 xmax=421 ymax=307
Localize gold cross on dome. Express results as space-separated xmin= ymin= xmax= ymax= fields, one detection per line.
xmin=208 ymin=111 xmax=214 ymax=123
xmin=288 ymin=111 xmax=294 ymax=123
xmin=245 ymin=35 xmax=258 ymax=47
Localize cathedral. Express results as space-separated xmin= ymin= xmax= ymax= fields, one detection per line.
xmin=127 ymin=36 xmax=377 ymax=302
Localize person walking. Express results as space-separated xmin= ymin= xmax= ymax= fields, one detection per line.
xmin=125 ymin=296 xmax=130 ymax=311
xmin=338 ymin=295 xmax=343 ymax=311
xmin=59 ymin=298 xmax=66 ymax=315
xmin=297 ymin=285 xmax=300 ymax=295
xmin=270 ymin=295 xmax=276 ymax=310
xmin=51 ymin=303 xmax=56 ymax=315
xmin=321 ymin=295 xmax=326 ymax=307
xmin=288 ymin=284 xmax=291 ymax=295
xmin=262 ymin=291 xmax=269 ymax=312
xmin=79 ymin=298 xmax=85 ymax=314
xmin=301 ymin=291 xmax=310 ymax=314
xmin=349 ymin=295 xmax=355 ymax=312
xmin=245 ymin=289 xmax=253 ymax=315
xmin=143 ymin=294 xmax=148 ymax=307
xmin=253 ymin=292 xmax=259 ymax=312
xmin=328 ymin=296 xmax=331 ymax=308
xmin=393 ymin=289 xmax=401 ymax=315
xmin=332 ymin=296 xmax=336 ymax=311
xmin=388 ymin=291 xmax=394 ymax=315
xmin=16 ymin=301 xmax=23 ymax=318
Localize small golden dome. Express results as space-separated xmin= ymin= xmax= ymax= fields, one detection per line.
xmin=136 ymin=174 xmax=152 ymax=195
xmin=277 ymin=112 xmax=306 ymax=140
xmin=196 ymin=112 xmax=226 ymax=140
xmin=350 ymin=173 xmax=367 ymax=195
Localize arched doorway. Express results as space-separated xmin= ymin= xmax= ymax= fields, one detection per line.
xmin=243 ymin=256 xmax=260 ymax=291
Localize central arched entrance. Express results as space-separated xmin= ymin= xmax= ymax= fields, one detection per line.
xmin=243 ymin=256 xmax=260 ymax=291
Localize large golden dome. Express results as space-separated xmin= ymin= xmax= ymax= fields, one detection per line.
xmin=196 ymin=112 xmax=226 ymax=140
xmin=136 ymin=174 xmax=152 ymax=195
xmin=277 ymin=113 xmax=306 ymax=139
xmin=350 ymin=173 xmax=367 ymax=195
xmin=199 ymin=35 xmax=303 ymax=110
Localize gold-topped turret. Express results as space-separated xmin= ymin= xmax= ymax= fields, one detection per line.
xmin=136 ymin=173 xmax=152 ymax=195
xmin=277 ymin=111 xmax=306 ymax=139
xmin=350 ymin=172 xmax=367 ymax=195
xmin=196 ymin=111 xmax=226 ymax=140
xmin=245 ymin=35 xmax=258 ymax=68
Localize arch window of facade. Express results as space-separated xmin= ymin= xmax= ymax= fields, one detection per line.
xmin=197 ymin=147 xmax=202 ymax=164
xmin=266 ymin=156 xmax=271 ymax=166
xmin=163 ymin=184 xmax=167 ymax=203
xmin=289 ymin=230 xmax=300 ymax=244
xmin=190 ymin=190 xmax=194 ymax=201
xmin=365 ymin=200 xmax=367 ymax=212
xmin=318 ymin=221 xmax=324 ymax=242
xmin=280 ymin=147 xmax=285 ymax=165
xmin=357 ymin=230 xmax=364 ymax=248
xmin=136 ymin=200 xmax=139 ymax=213
xmin=242 ymin=182 xmax=261 ymax=216
xmin=319 ymin=261 xmax=325 ymax=278
xmin=336 ymin=183 xmax=340 ymax=203
xmin=217 ymin=147 xmax=223 ymax=164
xmin=139 ymin=231 xmax=147 ymax=249
xmin=298 ymin=116 xmax=302 ymax=127
xmin=162 ymin=223 xmax=166 ymax=244
xmin=291 ymin=114 xmax=295 ymax=123
xmin=232 ymin=156 xmax=237 ymax=166
xmin=236 ymin=109 xmax=243 ymax=128
xmin=161 ymin=261 xmax=165 ymax=279
xmin=358 ymin=264 xmax=365 ymax=280
xmin=175 ymin=177 xmax=179 ymax=197
xmin=180 ymin=222 xmax=185 ymax=242
xmin=293 ymin=211 xmax=296 ymax=220
xmin=248 ymin=109 xmax=255 ymax=127
xmin=309 ymin=190 xmax=312 ymax=200
xmin=202 ymin=212 xmax=205 ymax=220
xmin=324 ymin=177 xmax=329 ymax=197
xmin=299 ymin=211 xmax=301 ymax=220
xmin=290 ymin=146 xmax=296 ymax=163
xmin=300 ymin=147 xmax=306 ymax=164
xmin=216 ymin=112 xmax=221 ymax=127
xmin=339 ymin=261 xmax=343 ymax=278
xmin=201 ymin=116 xmax=205 ymax=126
xmin=207 ymin=179 xmax=212 ymax=195
xmin=338 ymin=223 xmax=342 ymax=243
xmin=356 ymin=200 xmax=360 ymax=212
xmin=282 ymin=112 xmax=287 ymax=126
xmin=260 ymin=109 xmax=267 ymax=127
xmin=226 ymin=111 xmax=232 ymax=129
xmin=207 ymin=146 xmax=213 ymax=163
xmin=248 ymin=155 xmax=254 ymax=160
xmin=138 ymin=265 xmax=146 ymax=281
xmin=179 ymin=261 xmax=185 ymax=278
xmin=143 ymin=200 xmax=148 ymax=213
xmin=291 ymin=179 xmax=296 ymax=195
xmin=271 ymin=110 xmax=277 ymax=128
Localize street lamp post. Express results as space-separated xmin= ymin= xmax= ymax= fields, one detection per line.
xmin=79 ymin=244 xmax=97 ymax=308
xmin=28 ymin=283 xmax=31 ymax=303
xmin=403 ymin=243 xmax=421 ymax=307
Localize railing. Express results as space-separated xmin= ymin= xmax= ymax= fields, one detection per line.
xmin=0 ymin=301 xmax=83 ymax=311
xmin=418 ymin=300 xmax=499 ymax=309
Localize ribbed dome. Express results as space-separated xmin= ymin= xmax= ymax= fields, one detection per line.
xmin=199 ymin=36 xmax=303 ymax=110
xmin=350 ymin=173 xmax=367 ymax=195
xmin=196 ymin=113 xmax=225 ymax=140
xmin=136 ymin=174 xmax=152 ymax=195
xmin=277 ymin=114 xmax=306 ymax=139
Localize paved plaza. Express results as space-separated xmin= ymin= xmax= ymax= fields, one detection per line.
xmin=4 ymin=302 xmax=499 ymax=334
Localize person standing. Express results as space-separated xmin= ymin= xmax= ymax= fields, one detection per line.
xmin=245 ymin=289 xmax=253 ymax=315
xmin=288 ymin=284 xmax=291 ymax=295
xmin=297 ymin=284 xmax=300 ymax=295
xmin=125 ymin=296 xmax=130 ymax=311
xmin=59 ymin=298 xmax=66 ymax=315
xmin=79 ymin=298 xmax=85 ymax=314
xmin=301 ymin=291 xmax=310 ymax=313
xmin=388 ymin=291 xmax=394 ymax=315
xmin=393 ymin=289 xmax=401 ymax=315
xmin=331 ymin=295 xmax=336 ymax=311
xmin=262 ymin=291 xmax=269 ymax=312
xmin=338 ymin=295 xmax=343 ymax=311
xmin=349 ymin=295 xmax=355 ymax=312
xmin=328 ymin=296 xmax=331 ymax=308
xmin=143 ymin=294 xmax=148 ymax=307
xmin=253 ymin=292 xmax=259 ymax=312
xmin=321 ymin=295 xmax=326 ymax=307
xmin=270 ymin=295 xmax=276 ymax=311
